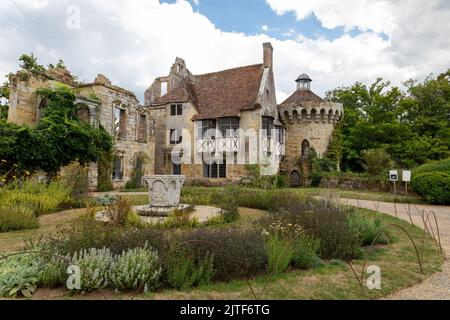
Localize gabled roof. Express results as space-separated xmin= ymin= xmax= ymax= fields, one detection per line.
xmin=152 ymin=64 xmax=264 ymax=120
xmin=280 ymin=89 xmax=324 ymax=106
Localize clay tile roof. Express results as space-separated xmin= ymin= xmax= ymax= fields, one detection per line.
xmin=280 ymin=89 xmax=324 ymax=106
xmin=191 ymin=64 xmax=263 ymax=120
xmin=152 ymin=64 xmax=264 ymax=120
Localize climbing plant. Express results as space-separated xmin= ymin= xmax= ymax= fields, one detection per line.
xmin=0 ymin=85 xmax=113 ymax=178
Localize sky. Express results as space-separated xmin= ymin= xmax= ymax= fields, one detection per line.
xmin=0 ymin=0 xmax=449 ymax=103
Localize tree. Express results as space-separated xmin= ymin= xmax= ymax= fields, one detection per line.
xmin=326 ymin=73 xmax=450 ymax=171
xmin=0 ymin=85 xmax=112 ymax=177
xmin=326 ymin=123 xmax=343 ymax=171
xmin=0 ymin=78 xmax=9 ymax=120
xmin=361 ymin=148 xmax=394 ymax=176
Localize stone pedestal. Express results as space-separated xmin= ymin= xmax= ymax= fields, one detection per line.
xmin=136 ymin=175 xmax=190 ymax=217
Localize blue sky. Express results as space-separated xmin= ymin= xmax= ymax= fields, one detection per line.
xmin=162 ymin=0 xmax=385 ymax=41
xmin=0 ymin=0 xmax=448 ymax=102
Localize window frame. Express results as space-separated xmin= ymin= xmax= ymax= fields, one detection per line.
xmin=262 ymin=116 xmax=274 ymax=138
xmin=112 ymin=156 xmax=124 ymax=181
xmin=169 ymin=128 xmax=183 ymax=145
xmin=198 ymin=119 xmax=217 ymax=139
xmin=203 ymin=153 xmax=227 ymax=179
xmin=170 ymin=103 xmax=183 ymax=117
xmin=218 ymin=117 xmax=239 ymax=138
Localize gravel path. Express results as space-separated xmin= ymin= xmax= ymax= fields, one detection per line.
xmin=341 ymin=198 xmax=450 ymax=300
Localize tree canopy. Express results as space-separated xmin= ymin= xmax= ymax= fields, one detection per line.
xmin=326 ymin=70 xmax=450 ymax=171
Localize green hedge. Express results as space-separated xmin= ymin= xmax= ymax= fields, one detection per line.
xmin=411 ymin=172 xmax=450 ymax=205
xmin=413 ymin=158 xmax=450 ymax=175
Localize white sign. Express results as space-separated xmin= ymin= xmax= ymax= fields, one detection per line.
xmin=389 ymin=170 xmax=398 ymax=182
xmin=402 ymin=170 xmax=412 ymax=182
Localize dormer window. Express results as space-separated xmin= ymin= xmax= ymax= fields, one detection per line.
xmin=170 ymin=104 xmax=183 ymax=116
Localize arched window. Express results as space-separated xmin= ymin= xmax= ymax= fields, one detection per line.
xmin=301 ymin=109 xmax=308 ymax=121
xmin=328 ymin=110 xmax=334 ymax=123
xmin=320 ymin=109 xmax=326 ymax=123
xmin=301 ymin=139 xmax=310 ymax=159
xmin=310 ymin=109 xmax=317 ymax=122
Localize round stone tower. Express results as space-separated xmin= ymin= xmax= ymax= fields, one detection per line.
xmin=278 ymin=74 xmax=343 ymax=187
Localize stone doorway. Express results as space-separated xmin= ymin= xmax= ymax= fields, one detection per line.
xmin=290 ymin=170 xmax=301 ymax=187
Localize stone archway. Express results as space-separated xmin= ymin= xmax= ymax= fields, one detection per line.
xmin=290 ymin=170 xmax=301 ymax=187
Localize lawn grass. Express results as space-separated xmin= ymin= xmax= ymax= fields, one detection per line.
xmin=0 ymin=209 xmax=85 ymax=252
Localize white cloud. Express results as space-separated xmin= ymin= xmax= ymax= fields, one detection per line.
xmin=0 ymin=0 xmax=448 ymax=104
xmin=262 ymin=25 xmax=269 ymax=32
xmin=266 ymin=0 xmax=397 ymax=34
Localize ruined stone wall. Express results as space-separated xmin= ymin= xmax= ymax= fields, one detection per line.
xmin=8 ymin=72 xmax=62 ymax=125
xmin=78 ymin=80 xmax=155 ymax=189
xmin=144 ymin=58 xmax=191 ymax=106
xmin=8 ymin=70 xmax=156 ymax=190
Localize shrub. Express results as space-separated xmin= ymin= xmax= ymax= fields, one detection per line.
xmin=38 ymin=256 xmax=67 ymax=287
xmin=97 ymin=150 xmax=114 ymax=192
xmin=310 ymin=155 xmax=337 ymax=187
xmin=70 ymin=247 xmax=114 ymax=292
xmin=164 ymin=249 xmax=214 ymax=290
xmin=217 ymin=186 xmax=240 ymax=222
xmin=173 ymin=228 xmax=267 ymax=281
xmin=257 ymin=197 xmax=362 ymax=260
xmin=412 ymin=172 xmax=450 ymax=205
xmin=159 ymin=208 xmax=199 ymax=229
xmin=59 ymin=162 xmax=89 ymax=199
xmin=0 ymin=180 xmax=71 ymax=216
xmin=266 ymin=235 xmax=293 ymax=276
xmin=105 ymin=197 xmax=134 ymax=226
xmin=361 ymin=148 xmax=395 ymax=176
xmin=413 ymin=158 xmax=450 ymax=175
xmin=0 ymin=205 xmax=39 ymax=232
xmin=43 ymin=215 xmax=125 ymax=256
xmin=292 ymin=235 xmax=322 ymax=270
xmin=0 ymin=253 xmax=41 ymax=297
xmin=109 ymin=246 xmax=162 ymax=291
xmin=348 ymin=212 xmax=389 ymax=246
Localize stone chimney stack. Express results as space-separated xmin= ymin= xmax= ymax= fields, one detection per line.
xmin=263 ymin=42 xmax=273 ymax=69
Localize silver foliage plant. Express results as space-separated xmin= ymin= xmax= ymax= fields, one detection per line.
xmin=109 ymin=245 xmax=162 ymax=292
xmin=0 ymin=245 xmax=162 ymax=297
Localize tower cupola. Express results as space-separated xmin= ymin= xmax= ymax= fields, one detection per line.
xmin=296 ymin=73 xmax=312 ymax=90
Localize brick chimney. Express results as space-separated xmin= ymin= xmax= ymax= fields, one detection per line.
xmin=263 ymin=42 xmax=273 ymax=69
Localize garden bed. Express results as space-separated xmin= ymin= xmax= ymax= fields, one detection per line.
xmin=0 ymin=187 xmax=443 ymax=300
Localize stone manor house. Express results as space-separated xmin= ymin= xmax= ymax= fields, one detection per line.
xmin=7 ymin=43 xmax=343 ymax=190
